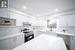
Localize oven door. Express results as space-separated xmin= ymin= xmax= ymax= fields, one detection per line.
xmin=25 ymin=34 xmax=34 ymax=42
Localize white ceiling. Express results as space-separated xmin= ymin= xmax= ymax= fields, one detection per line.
xmin=9 ymin=0 xmax=75 ymax=17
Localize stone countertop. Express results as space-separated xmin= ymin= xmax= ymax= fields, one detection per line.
xmin=55 ymin=31 xmax=75 ymax=37
xmin=0 ymin=33 xmax=24 ymax=41
xmin=46 ymin=31 xmax=75 ymax=37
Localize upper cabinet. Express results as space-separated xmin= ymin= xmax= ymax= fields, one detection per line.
xmin=58 ymin=14 xmax=75 ymax=27
xmin=0 ymin=0 xmax=8 ymax=8
xmin=0 ymin=0 xmax=9 ymax=17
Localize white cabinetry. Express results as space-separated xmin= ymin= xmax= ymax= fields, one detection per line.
xmin=0 ymin=37 xmax=15 ymax=50
xmin=16 ymin=34 xmax=24 ymax=47
xmin=58 ymin=14 xmax=75 ymax=26
xmin=0 ymin=34 xmax=24 ymax=50
xmin=0 ymin=8 xmax=8 ymax=17
xmin=70 ymin=37 xmax=75 ymax=50
xmin=57 ymin=34 xmax=75 ymax=50
xmin=0 ymin=0 xmax=9 ymax=17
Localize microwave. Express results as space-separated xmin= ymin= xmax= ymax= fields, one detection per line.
xmin=0 ymin=17 xmax=16 ymax=26
xmin=0 ymin=19 xmax=11 ymax=25
xmin=2 ymin=20 xmax=11 ymax=24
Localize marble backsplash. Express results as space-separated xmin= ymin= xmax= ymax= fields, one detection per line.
xmin=57 ymin=26 xmax=75 ymax=34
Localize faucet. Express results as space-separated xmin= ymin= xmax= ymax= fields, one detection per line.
xmin=62 ymin=29 xmax=66 ymax=33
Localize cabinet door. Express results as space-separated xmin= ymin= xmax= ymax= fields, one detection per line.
xmin=0 ymin=34 xmax=24 ymax=50
xmin=0 ymin=37 xmax=16 ymax=50
xmin=71 ymin=37 xmax=75 ymax=50
xmin=16 ymin=34 xmax=24 ymax=47
xmin=0 ymin=9 xmax=8 ymax=17
xmin=59 ymin=15 xmax=75 ymax=26
xmin=57 ymin=35 xmax=71 ymax=50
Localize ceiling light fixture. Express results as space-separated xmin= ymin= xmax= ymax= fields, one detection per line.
xmin=54 ymin=9 xmax=59 ymax=12
xmin=23 ymin=6 xmax=27 ymax=9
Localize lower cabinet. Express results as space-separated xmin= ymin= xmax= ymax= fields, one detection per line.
xmin=70 ymin=37 xmax=75 ymax=50
xmin=57 ymin=34 xmax=75 ymax=50
xmin=0 ymin=38 xmax=15 ymax=50
xmin=0 ymin=34 xmax=24 ymax=50
xmin=16 ymin=34 xmax=24 ymax=47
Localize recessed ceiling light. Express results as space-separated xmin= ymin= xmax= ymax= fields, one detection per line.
xmin=23 ymin=6 xmax=27 ymax=9
xmin=54 ymin=9 xmax=59 ymax=12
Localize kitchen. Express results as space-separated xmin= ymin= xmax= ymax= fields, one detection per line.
xmin=0 ymin=0 xmax=75 ymax=50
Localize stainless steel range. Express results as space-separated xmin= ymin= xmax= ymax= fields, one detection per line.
xmin=21 ymin=28 xmax=34 ymax=42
